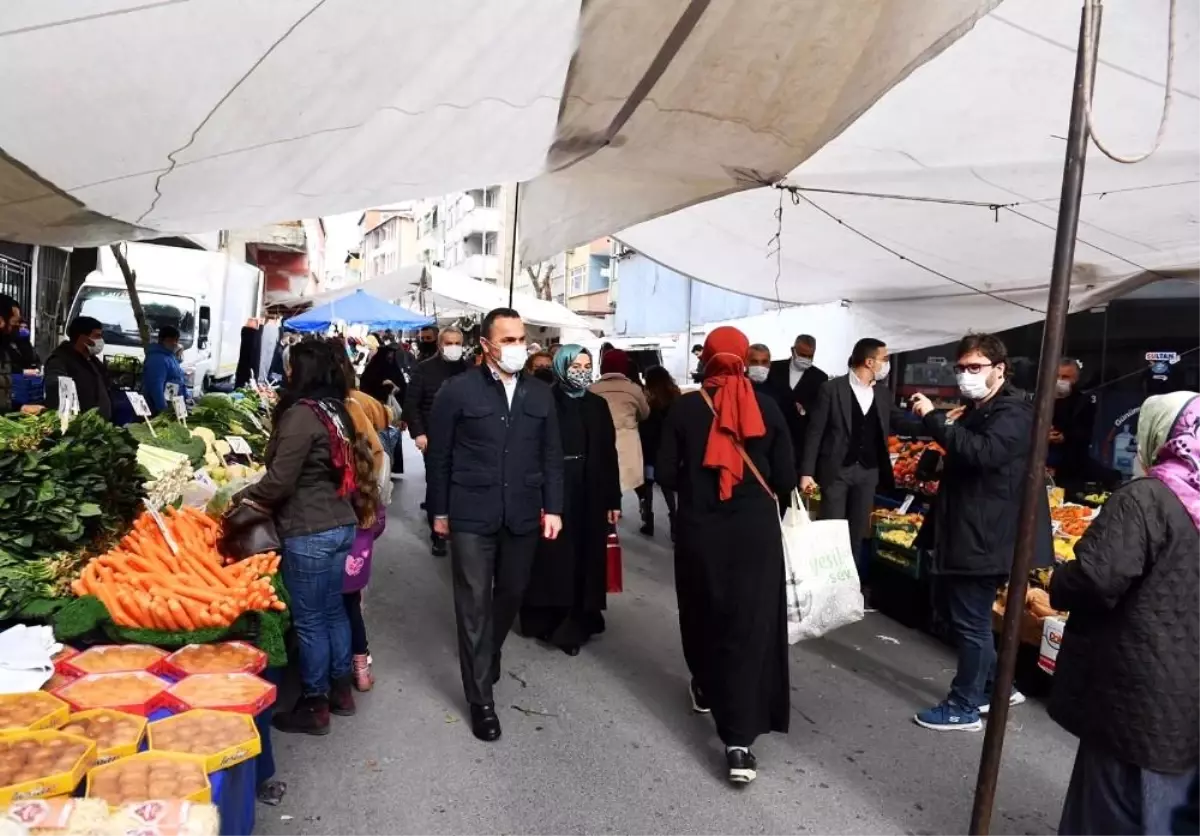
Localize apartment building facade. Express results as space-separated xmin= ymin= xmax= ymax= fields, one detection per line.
xmin=413 ymin=186 xmax=504 ymax=283
xmin=360 ymin=206 xmax=418 ymax=280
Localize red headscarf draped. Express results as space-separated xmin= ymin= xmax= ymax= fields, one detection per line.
xmin=699 ymin=326 xmax=766 ymax=500
xmin=600 ymin=348 xmax=632 ymax=377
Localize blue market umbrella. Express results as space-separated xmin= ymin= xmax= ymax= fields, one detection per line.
xmin=284 ymin=289 xmax=433 ymax=332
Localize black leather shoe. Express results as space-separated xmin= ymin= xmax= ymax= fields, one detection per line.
xmin=470 ymin=704 xmax=502 ymax=742
xmin=726 ymin=748 xmax=757 ymax=784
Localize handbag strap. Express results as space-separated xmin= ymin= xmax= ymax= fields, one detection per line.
xmin=697 ymin=389 xmax=775 ymax=500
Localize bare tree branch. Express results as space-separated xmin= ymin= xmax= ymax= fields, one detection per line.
xmin=108 ymin=243 xmax=151 ymax=353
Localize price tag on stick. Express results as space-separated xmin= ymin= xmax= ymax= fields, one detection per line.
xmin=143 ymin=499 xmax=178 ymax=555
xmin=125 ymin=392 xmax=157 ymax=437
xmin=172 ymin=396 xmax=188 ymax=425
xmin=57 ymin=378 xmax=79 ymax=433
xmin=225 ymin=436 xmax=253 ymax=456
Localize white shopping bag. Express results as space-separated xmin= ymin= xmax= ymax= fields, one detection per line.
xmin=781 ymin=491 xmax=864 ymax=642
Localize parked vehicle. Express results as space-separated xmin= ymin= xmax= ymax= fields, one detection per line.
xmin=66 ymin=242 xmax=263 ymax=391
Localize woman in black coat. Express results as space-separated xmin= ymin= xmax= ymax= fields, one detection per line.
xmin=1050 ymin=391 xmax=1199 ymax=835
xmin=519 ymin=346 xmax=622 ymax=655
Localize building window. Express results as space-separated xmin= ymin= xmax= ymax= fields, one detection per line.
xmin=483 ymin=187 xmax=500 ymax=208
xmin=483 ymin=232 xmax=497 ymax=255
xmin=568 ymin=264 xmax=586 ymax=295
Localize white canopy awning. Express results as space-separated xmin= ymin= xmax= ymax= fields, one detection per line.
xmin=599 ymin=0 xmax=1199 ymax=348
xmin=0 ymin=0 xmax=996 ymax=248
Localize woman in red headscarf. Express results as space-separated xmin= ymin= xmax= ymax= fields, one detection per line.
xmin=656 ymin=326 xmax=797 ymax=785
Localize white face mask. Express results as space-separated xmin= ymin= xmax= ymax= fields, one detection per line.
xmin=88 ymin=338 xmax=105 ymax=357
xmin=956 ymin=370 xmax=992 ymax=401
xmin=1055 ymin=379 xmax=1073 ymax=397
xmin=791 ymin=355 xmax=813 ymax=372
xmin=873 ymin=360 xmax=890 ymax=382
xmin=489 ymin=342 xmax=527 ymax=375
xmin=747 ymin=365 xmax=769 ymax=384
xmin=441 ymin=345 xmax=463 ymax=363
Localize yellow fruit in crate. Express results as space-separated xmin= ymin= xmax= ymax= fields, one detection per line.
xmin=1053 ymin=538 xmax=1076 ymax=561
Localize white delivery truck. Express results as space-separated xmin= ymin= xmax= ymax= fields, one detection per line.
xmin=66 ymin=242 xmax=264 ymax=391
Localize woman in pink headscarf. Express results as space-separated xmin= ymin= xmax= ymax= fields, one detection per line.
xmin=1050 ymin=392 xmax=1199 ymax=834
xmin=655 ymin=326 xmax=797 ymax=785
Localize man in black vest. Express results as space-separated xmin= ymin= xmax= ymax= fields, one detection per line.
xmin=766 ymin=333 xmax=829 ymax=484
xmin=427 ymin=307 xmax=564 ymax=742
xmin=800 ymin=338 xmax=911 ymax=582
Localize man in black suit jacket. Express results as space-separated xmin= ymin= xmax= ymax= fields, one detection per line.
xmin=427 ymin=308 xmax=564 ymax=743
xmin=800 ymin=338 xmax=917 ymax=581
xmin=766 ymin=334 xmax=829 ymax=478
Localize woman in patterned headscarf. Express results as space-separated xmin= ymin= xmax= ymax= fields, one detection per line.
xmin=518 ymin=346 xmax=622 ymax=655
xmin=1051 ymin=391 xmax=1199 ymax=835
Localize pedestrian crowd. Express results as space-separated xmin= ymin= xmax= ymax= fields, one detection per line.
xmin=31 ymin=294 xmax=1188 ymax=830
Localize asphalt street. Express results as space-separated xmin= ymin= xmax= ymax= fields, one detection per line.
xmin=258 ymin=439 xmax=1077 ymax=835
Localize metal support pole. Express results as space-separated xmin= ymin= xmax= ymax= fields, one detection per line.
xmin=968 ymin=3 xmax=1099 ymax=833
xmin=503 ymin=182 xmax=521 ymax=307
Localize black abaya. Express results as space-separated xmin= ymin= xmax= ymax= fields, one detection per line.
xmin=656 ymin=388 xmax=796 ymax=746
xmin=520 ymin=388 xmax=621 ymax=650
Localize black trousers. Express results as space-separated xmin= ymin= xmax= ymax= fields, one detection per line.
xmin=819 ymin=463 xmax=878 ymax=581
xmin=343 ymin=591 xmax=368 ymax=655
xmin=450 ymin=528 xmax=539 ymax=706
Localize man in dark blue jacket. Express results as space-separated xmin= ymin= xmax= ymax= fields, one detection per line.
xmin=427 ymin=307 xmax=564 ymax=742
xmin=142 ymin=325 xmax=189 ymax=414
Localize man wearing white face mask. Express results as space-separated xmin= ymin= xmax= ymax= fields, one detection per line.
xmin=426 ymin=307 xmax=565 ymax=742
xmin=908 ymin=333 xmax=1052 ymax=732
xmin=800 ymin=338 xmax=915 ymax=582
xmin=766 ymin=334 xmax=828 ymax=485
xmin=44 ymin=316 xmax=112 ymax=421
xmin=745 ymin=343 xmax=771 ymax=390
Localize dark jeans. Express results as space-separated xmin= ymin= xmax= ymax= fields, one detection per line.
xmin=935 ymin=573 xmax=1006 ymax=711
xmin=635 ymin=479 xmax=676 ymax=519
xmin=343 ymin=591 xmax=368 ymax=655
xmin=820 ymin=463 xmax=878 ymax=584
xmin=282 ymin=524 xmax=356 ymax=697
xmin=450 ymin=527 xmax=538 ymax=706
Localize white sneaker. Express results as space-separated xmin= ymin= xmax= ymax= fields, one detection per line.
xmin=980 ymin=690 xmax=1026 ymax=716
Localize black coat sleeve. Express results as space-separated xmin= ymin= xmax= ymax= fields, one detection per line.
xmin=762 ymin=396 xmax=797 ymax=499
xmin=425 ymin=379 xmax=460 ymax=518
xmin=800 ymin=380 xmax=832 ymax=478
xmin=593 ymin=396 xmax=623 ymax=511
xmin=655 ymin=398 xmax=684 ymax=492
xmin=403 ymin=365 xmax=427 ymax=438
xmin=1050 ymin=487 xmax=1149 ymax=613
xmin=541 ymin=391 xmax=565 ymax=516
xmin=923 ymin=401 xmax=1032 ymax=470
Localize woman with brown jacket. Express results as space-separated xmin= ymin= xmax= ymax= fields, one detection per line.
xmin=589 ymin=349 xmax=650 ymax=496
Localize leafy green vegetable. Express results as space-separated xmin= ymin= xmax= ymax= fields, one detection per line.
xmin=187 ymin=394 xmax=270 ymax=459
xmin=0 ymin=409 xmax=145 ymax=620
xmin=127 ymin=418 xmax=206 ymax=466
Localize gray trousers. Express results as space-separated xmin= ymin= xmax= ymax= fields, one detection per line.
xmin=1059 ymin=741 xmax=1198 ymax=835
xmin=450 ymin=528 xmax=538 ymax=706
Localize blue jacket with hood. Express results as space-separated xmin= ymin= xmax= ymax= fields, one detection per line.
xmin=142 ymin=342 xmax=189 ymax=413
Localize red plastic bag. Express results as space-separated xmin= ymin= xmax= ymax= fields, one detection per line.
xmin=606 ymin=531 xmax=623 ymax=593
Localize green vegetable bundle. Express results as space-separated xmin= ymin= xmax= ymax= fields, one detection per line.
xmin=0 ymin=409 xmax=147 ymax=620
xmin=187 ymin=394 xmax=270 ymax=459
xmin=127 ymin=417 xmax=207 ymax=467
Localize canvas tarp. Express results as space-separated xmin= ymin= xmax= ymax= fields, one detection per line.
xmin=600 ymin=0 xmax=1199 ymax=349
xmin=0 ymin=0 xmax=997 ymax=249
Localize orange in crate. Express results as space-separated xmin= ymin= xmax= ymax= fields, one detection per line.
xmin=54 ymin=672 xmax=169 ymax=717
xmin=162 ymin=674 xmax=275 ymax=716
xmin=161 ymin=642 xmax=267 ymax=677
xmin=85 ymin=752 xmax=210 ymax=808
xmin=148 ymin=710 xmax=261 ymax=772
xmin=0 ymin=693 xmax=69 ymax=736
xmin=0 ymin=729 xmax=97 ymax=806
xmin=61 ymin=645 xmax=168 ymax=677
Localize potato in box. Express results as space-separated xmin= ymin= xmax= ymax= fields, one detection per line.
xmin=148 ymin=711 xmax=260 ymax=773
xmin=61 ymin=646 xmax=168 ymax=678
xmin=53 ymin=672 xmax=169 ymax=717
xmin=0 ymin=694 xmax=69 ymax=737
xmin=59 ymin=710 xmax=146 ymax=765
xmin=162 ymin=674 xmax=275 ymax=715
xmin=0 ymin=730 xmax=96 ymax=806
xmin=85 ymin=752 xmax=210 ymax=808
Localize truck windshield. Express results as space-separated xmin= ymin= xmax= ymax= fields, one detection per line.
xmin=72 ymin=287 xmax=195 ymax=349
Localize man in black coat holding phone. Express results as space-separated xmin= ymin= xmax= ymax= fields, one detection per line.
xmin=427 ymin=308 xmax=564 ymax=743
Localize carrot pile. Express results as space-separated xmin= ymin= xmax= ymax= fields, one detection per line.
xmin=72 ymin=506 xmax=285 ymax=631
